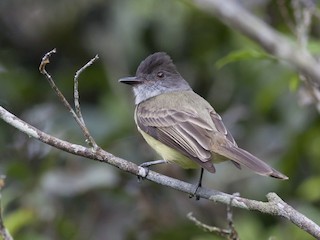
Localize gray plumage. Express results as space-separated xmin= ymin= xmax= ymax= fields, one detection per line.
xmin=119 ymin=52 xmax=288 ymax=180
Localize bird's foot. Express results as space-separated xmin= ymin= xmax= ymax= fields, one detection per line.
xmin=189 ymin=182 xmax=201 ymax=200
xmin=189 ymin=168 xmax=204 ymax=200
xmin=137 ymin=162 xmax=151 ymax=182
xmin=137 ymin=160 xmax=167 ymax=181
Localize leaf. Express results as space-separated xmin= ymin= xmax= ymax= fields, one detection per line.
xmin=5 ymin=208 xmax=36 ymax=235
xmin=215 ymin=49 xmax=275 ymax=69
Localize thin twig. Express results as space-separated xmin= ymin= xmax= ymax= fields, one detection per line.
xmin=227 ymin=193 xmax=240 ymax=240
xmin=290 ymin=0 xmax=320 ymax=111
xmin=292 ymin=0 xmax=311 ymax=48
xmin=187 ymin=212 xmax=232 ymax=238
xmin=188 ymin=193 xmax=240 ymax=240
xmin=73 ymin=55 xmax=99 ymax=147
xmin=39 ymin=48 xmax=56 ymax=73
xmin=0 ymin=176 xmax=13 ymax=240
xmin=74 ymin=54 xmax=99 ymax=123
xmin=277 ymin=0 xmax=295 ymax=34
xmin=39 ymin=49 xmax=98 ymax=149
xmin=0 ymin=106 xmax=319 ymax=239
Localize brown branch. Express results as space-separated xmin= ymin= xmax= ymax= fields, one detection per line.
xmin=1 ymin=47 xmax=320 ymax=238
xmin=188 ymin=193 xmax=240 ymax=240
xmin=226 ymin=193 xmax=239 ymax=240
xmin=74 ymin=55 xmax=99 ymax=125
xmin=0 ymin=176 xmax=13 ymax=240
xmin=0 ymin=106 xmax=319 ymax=238
xmin=73 ymin=55 xmax=99 ymax=148
xmin=39 ymin=49 xmax=98 ymax=148
xmin=187 ymin=212 xmax=234 ymax=238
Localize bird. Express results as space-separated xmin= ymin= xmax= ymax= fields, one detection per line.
xmin=119 ymin=52 xmax=288 ymax=197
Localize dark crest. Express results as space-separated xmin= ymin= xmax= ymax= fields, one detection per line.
xmin=136 ymin=52 xmax=178 ymax=75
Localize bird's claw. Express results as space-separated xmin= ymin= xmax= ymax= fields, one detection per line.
xmin=137 ymin=163 xmax=150 ymax=182
xmin=189 ymin=184 xmax=201 ymax=200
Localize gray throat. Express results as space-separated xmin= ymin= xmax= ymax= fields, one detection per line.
xmin=133 ymin=83 xmax=192 ymax=105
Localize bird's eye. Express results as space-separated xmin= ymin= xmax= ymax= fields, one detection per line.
xmin=157 ymin=71 xmax=164 ymax=78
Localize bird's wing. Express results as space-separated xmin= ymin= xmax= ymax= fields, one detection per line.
xmin=209 ymin=110 xmax=288 ymax=179
xmin=136 ymin=105 xmax=217 ymax=172
xmin=209 ymin=110 xmax=241 ymax=169
xmin=209 ymin=110 xmax=236 ymax=146
xmin=136 ymin=104 xmax=288 ymax=179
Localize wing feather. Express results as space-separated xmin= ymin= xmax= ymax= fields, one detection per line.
xmin=134 ymin=91 xmax=287 ymax=179
xmin=209 ymin=110 xmax=241 ymax=169
xmin=136 ymin=105 xmax=214 ymax=171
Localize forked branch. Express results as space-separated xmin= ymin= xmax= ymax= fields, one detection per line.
xmin=0 ymin=49 xmax=319 ymax=239
xmin=39 ymin=49 xmax=99 ymax=148
xmin=0 ymin=176 xmax=13 ymax=240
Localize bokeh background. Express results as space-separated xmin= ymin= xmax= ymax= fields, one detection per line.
xmin=1 ymin=0 xmax=320 ymax=239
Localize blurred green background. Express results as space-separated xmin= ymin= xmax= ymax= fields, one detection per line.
xmin=0 ymin=0 xmax=320 ymax=239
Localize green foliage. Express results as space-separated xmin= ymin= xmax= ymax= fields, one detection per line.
xmin=5 ymin=209 xmax=36 ymax=236
xmin=307 ymin=40 xmax=320 ymax=54
xmin=0 ymin=0 xmax=319 ymax=239
xmin=297 ymin=176 xmax=320 ymax=202
xmin=215 ymin=48 xmax=275 ymax=69
xmin=289 ymin=75 xmax=300 ymax=92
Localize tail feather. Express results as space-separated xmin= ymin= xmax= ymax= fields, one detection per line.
xmin=216 ymin=145 xmax=288 ymax=180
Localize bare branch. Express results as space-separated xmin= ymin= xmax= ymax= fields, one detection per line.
xmin=0 ymin=176 xmax=13 ymax=240
xmin=292 ymin=0 xmax=312 ymax=48
xmin=193 ymin=0 xmax=320 ymax=112
xmin=187 ymin=212 xmax=233 ymax=238
xmin=0 ymin=106 xmax=319 ymax=238
xmin=226 ymin=193 xmax=239 ymax=240
xmin=277 ymin=0 xmax=296 ymax=34
xmin=193 ymin=0 xmax=320 ymax=85
xmin=288 ymin=0 xmax=320 ymax=112
xmin=39 ymin=49 xmax=98 ymax=148
xmin=188 ymin=193 xmax=240 ymax=240
xmin=73 ymin=55 xmax=100 ymax=148
xmin=187 ymin=3 xmax=320 ymax=236
xmin=74 ymin=54 xmax=99 ymax=125
xmin=39 ymin=48 xmax=56 ymax=73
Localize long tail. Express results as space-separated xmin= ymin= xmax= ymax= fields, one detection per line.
xmin=215 ymin=145 xmax=288 ymax=180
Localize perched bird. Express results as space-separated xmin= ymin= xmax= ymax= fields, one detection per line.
xmin=119 ymin=52 xmax=288 ymax=196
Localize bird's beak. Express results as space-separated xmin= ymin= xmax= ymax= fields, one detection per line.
xmin=118 ymin=76 xmax=143 ymax=85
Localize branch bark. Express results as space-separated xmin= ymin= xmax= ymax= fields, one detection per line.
xmin=0 ymin=176 xmax=13 ymax=240
xmin=193 ymin=0 xmax=320 ymax=84
xmin=39 ymin=49 xmax=99 ymax=148
xmin=3 ymin=8 xmax=320 ymax=236
xmin=0 ymin=106 xmax=320 ymax=238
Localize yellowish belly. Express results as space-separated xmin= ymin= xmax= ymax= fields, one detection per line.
xmin=139 ymin=129 xmax=199 ymax=169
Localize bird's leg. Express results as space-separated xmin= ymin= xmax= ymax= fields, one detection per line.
xmin=138 ymin=159 xmax=168 ymax=181
xmin=189 ymin=168 xmax=204 ymax=200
